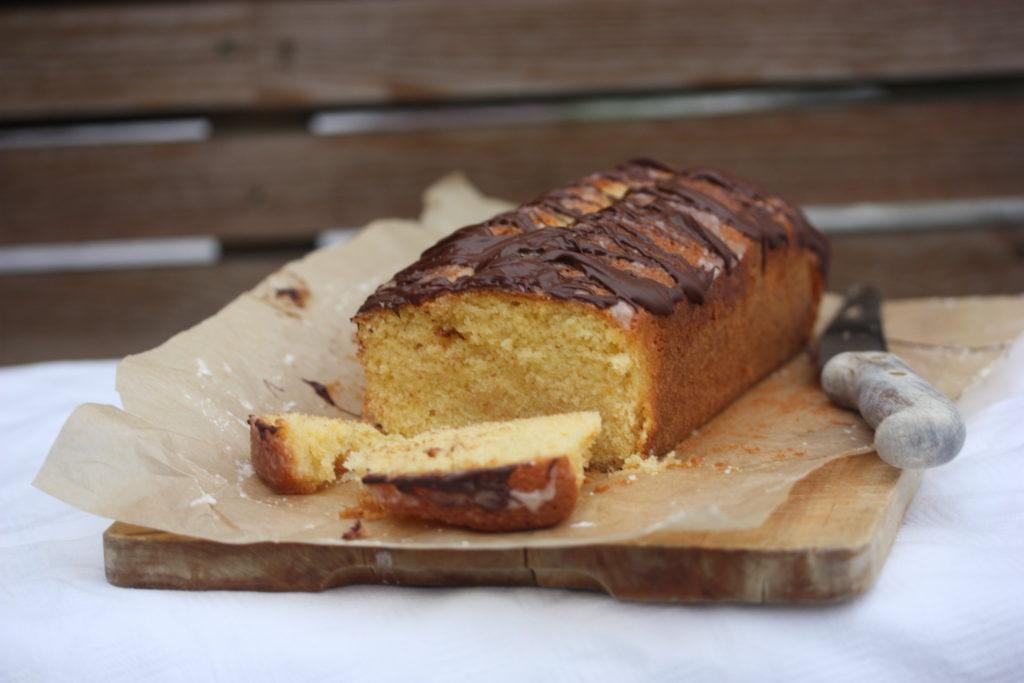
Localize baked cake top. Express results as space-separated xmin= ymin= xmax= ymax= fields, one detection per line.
xmin=358 ymin=159 xmax=828 ymax=317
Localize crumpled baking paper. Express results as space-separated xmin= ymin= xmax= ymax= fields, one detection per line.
xmin=34 ymin=175 xmax=1024 ymax=548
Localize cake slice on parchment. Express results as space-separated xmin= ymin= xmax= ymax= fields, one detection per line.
xmin=349 ymin=411 xmax=600 ymax=531
xmin=248 ymin=412 xmax=601 ymax=531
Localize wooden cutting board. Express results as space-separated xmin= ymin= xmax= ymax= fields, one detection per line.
xmin=104 ymin=450 xmax=919 ymax=603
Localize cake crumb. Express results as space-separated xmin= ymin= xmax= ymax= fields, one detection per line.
xmin=621 ymin=449 xmax=705 ymax=474
xmin=339 ymin=506 xmax=363 ymax=519
xmin=621 ymin=452 xmax=669 ymax=475
xmin=342 ymin=519 xmax=366 ymax=541
xmin=339 ymin=503 xmax=387 ymax=521
xmin=593 ymin=484 xmax=611 ymax=494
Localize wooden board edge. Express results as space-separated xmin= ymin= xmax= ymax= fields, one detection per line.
xmin=102 ymin=464 xmax=922 ymax=602
xmin=103 ymin=523 xmax=535 ymax=592
xmin=525 ymin=466 xmax=925 ymax=603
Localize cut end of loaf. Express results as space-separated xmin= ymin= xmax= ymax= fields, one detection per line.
xmin=355 ymin=292 xmax=651 ymax=468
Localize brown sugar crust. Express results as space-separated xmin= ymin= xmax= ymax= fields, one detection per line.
xmin=249 ymin=416 xmax=336 ymax=494
xmin=360 ymin=457 xmax=579 ymax=532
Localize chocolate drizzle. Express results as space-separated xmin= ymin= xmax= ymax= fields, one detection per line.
xmin=302 ymin=378 xmax=337 ymax=407
xmin=363 ymin=464 xmax=520 ymax=511
xmin=358 ymin=160 xmax=829 ymax=317
xmin=687 ymin=167 xmax=830 ymax=271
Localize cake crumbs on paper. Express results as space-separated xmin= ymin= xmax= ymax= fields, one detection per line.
xmin=340 ymin=502 xmax=387 ymax=521
xmin=712 ymin=462 xmax=739 ymax=474
xmin=621 ymin=452 xmax=671 ymax=475
xmin=621 ymin=449 xmax=711 ymax=474
xmin=339 ymin=506 xmax=363 ymax=519
xmin=342 ymin=519 xmax=367 ymax=541
xmin=666 ymin=454 xmax=705 ymax=470
xmin=593 ymin=484 xmax=611 ymax=494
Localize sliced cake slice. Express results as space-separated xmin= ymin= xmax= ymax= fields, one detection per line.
xmin=248 ymin=413 xmax=390 ymax=494
xmin=347 ymin=412 xmax=601 ymax=532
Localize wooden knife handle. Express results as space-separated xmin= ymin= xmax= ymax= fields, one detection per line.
xmin=821 ymin=351 xmax=966 ymax=469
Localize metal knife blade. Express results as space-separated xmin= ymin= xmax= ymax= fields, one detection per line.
xmin=816 ymin=283 xmax=887 ymax=370
xmin=817 ymin=284 xmax=966 ymax=469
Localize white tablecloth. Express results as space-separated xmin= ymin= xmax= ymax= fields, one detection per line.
xmin=3 ymin=348 xmax=1023 ymax=682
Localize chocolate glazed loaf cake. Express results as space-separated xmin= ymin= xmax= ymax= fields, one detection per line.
xmin=355 ymin=160 xmax=828 ymax=468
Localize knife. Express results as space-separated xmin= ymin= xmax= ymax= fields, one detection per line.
xmin=817 ymin=284 xmax=966 ymax=469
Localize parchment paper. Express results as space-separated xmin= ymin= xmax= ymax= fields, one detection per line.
xmin=34 ymin=175 xmax=1024 ymax=548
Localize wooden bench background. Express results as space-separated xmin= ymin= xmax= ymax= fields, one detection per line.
xmin=1 ymin=1 xmax=1023 ymax=363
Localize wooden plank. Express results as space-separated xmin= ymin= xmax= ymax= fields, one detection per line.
xmin=104 ymin=523 xmax=535 ymax=592
xmin=103 ymin=453 xmax=920 ymax=602
xmin=3 ymin=1 xmax=1024 ymax=119
xmin=2 ymin=227 xmax=1022 ymax=367
xmin=0 ymin=251 xmax=299 ymax=365
xmin=3 ymin=93 xmax=1024 ymax=245
xmin=829 ymin=227 xmax=1024 ymax=298
xmin=0 ymin=3 xmax=254 ymax=119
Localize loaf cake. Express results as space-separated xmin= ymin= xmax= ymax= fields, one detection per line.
xmin=248 ymin=411 xmax=601 ymax=531
xmin=354 ymin=160 xmax=828 ymax=468
xmin=350 ymin=411 xmax=601 ymax=531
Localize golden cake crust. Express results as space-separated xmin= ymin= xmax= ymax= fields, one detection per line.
xmin=631 ymin=241 xmax=821 ymax=456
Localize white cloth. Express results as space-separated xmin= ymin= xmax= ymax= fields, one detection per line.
xmin=2 ymin=351 xmax=1023 ymax=682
